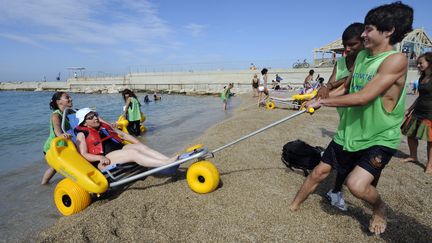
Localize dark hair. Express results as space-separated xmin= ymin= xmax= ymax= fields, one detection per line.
xmin=318 ymin=77 xmax=325 ymax=83
xmin=364 ymin=1 xmax=413 ymax=45
xmin=261 ymin=68 xmax=268 ymax=75
xmin=342 ymin=23 xmax=365 ymax=42
xmin=418 ymin=52 xmax=432 ymax=82
xmin=49 ymin=92 xmax=66 ymax=110
xmin=309 ymin=69 xmax=314 ymax=75
xmin=121 ymin=89 xmax=139 ymax=101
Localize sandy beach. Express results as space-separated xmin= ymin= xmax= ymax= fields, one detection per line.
xmin=36 ymin=93 xmax=432 ymax=242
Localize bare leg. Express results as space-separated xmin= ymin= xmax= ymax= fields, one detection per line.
xmin=105 ymin=149 xmax=174 ymax=169
xmin=426 ymin=142 xmax=432 ymax=174
xmin=346 ymin=166 xmax=386 ymax=235
xmin=257 ymin=92 xmax=262 ymax=107
xmin=402 ymin=136 xmax=418 ymax=163
xmin=41 ymin=167 xmax=56 ymax=185
xmin=123 ymin=143 xmax=170 ymax=161
xmin=290 ymin=162 xmax=332 ymax=211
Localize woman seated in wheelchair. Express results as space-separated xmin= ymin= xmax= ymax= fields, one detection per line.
xmin=75 ymin=108 xmax=177 ymax=171
xmin=301 ymin=77 xmax=324 ymax=95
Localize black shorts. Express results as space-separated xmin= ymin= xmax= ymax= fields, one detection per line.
xmin=322 ymin=140 xmax=396 ymax=178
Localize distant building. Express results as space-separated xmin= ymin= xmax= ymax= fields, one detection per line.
xmin=313 ymin=28 xmax=432 ymax=67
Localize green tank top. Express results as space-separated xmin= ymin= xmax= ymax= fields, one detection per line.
xmin=335 ymin=57 xmax=350 ymax=82
xmin=333 ymin=50 xmax=406 ymax=151
xmin=43 ymin=109 xmax=70 ymax=152
xmin=127 ymin=97 xmax=142 ymax=122
xmin=335 ymin=57 xmax=350 ymax=118
xmin=220 ymin=88 xmax=231 ymax=100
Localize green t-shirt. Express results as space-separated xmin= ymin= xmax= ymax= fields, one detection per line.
xmin=335 ymin=57 xmax=350 ymax=118
xmin=127 ymin=97 xmax=142 ymax=122
xmin=333 ymin=50 xmax=406 ymax=151
xmin=43 ymin=109 xmax=71 ymax=152
xmin=220 ymin=88 xmax=231 ymax=101
xmin=335 ymin=57 xmax=351 ymax=82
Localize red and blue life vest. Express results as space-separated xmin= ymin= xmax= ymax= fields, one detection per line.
xmin=76 ymin=123 xmax=123 ymax=155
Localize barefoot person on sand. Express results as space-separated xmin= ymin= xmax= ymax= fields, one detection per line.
xmin=401 ymin=52 xmax=432 ymax=174
xmin=290 ymin=2 xmax=413 ymax=236
xmin=257 ymin=68 xmax=269 ymax=107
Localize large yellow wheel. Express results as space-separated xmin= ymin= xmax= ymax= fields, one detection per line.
xmin=266 ymin=101 xmax=276 ymax=110
xmin=186 ymin=144 xmax=204 ymax=153
xmin=187 ymin=161 xmax=220 ymax=194
xmin=54 ymin=178 xmax=92 ymax=216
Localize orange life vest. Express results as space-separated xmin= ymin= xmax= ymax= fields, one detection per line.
xmin=76 ymin=123 xmax=123 ymax=155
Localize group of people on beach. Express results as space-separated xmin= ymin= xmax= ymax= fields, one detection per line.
xmin=248 ymin=1 xmax=428 ymax=236
xmin=289 ymin=1 xmax=432 ymax=236
xmin=40 ymin=1 xmax=432 ymax=237
xmin=41 ymin=89 xmax=174 ymax=185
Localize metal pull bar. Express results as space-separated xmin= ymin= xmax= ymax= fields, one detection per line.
xmin=211 ymin=109 xmax=308 ymax=154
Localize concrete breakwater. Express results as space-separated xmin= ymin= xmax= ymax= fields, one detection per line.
xmin=0 ymin=68 xmax=419 ymax=94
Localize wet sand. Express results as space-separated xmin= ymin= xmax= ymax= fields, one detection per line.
xmin=36 ymin=94 xmax=432 ymax=242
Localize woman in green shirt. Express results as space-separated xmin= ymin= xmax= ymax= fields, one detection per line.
xmin=41 ymin=92 xmax=74 ymax=184
xmin=122 ymin=89 xmax=142 ymax=136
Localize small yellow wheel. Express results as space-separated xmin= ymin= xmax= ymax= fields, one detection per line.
xmin=54 ymin=178 xmax=92 ymax=216
xmin=186 ymin=144 xmax=204 ymax=152
xmin=187 ymin=161 xmax=220 ymax=194
xmin=266 ymin=101 xmax=276 ymax=109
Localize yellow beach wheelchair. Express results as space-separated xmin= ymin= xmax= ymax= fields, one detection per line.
xmin=266 ymin=89 xmax=317 ymax=110
xmin=46 ymin=109 xmax=220 ymax=216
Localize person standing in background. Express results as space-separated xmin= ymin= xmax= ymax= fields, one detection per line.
xmin=121 ymin=89 xmax=142 ymax=136
xmin=401 ymin=52 xmax=432 ymax=174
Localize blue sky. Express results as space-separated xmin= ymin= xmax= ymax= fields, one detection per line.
xmin=0 ymin=0 xmax=430 ymax=81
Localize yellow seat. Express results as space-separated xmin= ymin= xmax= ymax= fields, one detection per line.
xmin=46 ymin=137 xmax=108 ymax=194
xmin=116 ymin=115 xmax=146 ymax=135
xmin=291 ymin=89 xmax=317 ymax=101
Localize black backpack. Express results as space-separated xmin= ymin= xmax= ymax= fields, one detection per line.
xmin=281 ymin=140 xmax=324 ymax=177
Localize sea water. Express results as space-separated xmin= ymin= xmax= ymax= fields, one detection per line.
xmin=0 ymin=90 xmax=239 ymax=241
xmin=0 ymin=91 xmax=237 ymax=172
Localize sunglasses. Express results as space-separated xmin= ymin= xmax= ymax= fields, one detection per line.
xmin=85 ymin=112 xmax=99 ymax=120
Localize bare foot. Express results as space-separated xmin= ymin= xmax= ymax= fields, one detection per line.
xmin=290 ymin=203 xmax=300 ymax=212
xmin=369 ymin=202 xmax=387 ymax=235
xmin=401 ymin=157 xmax=418 ymax=163
xmin=425 ymin=168 xmax=432 ymax=174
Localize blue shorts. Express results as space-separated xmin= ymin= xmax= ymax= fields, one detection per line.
xmin=321 ymin=140 xmax=396 ymax=178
